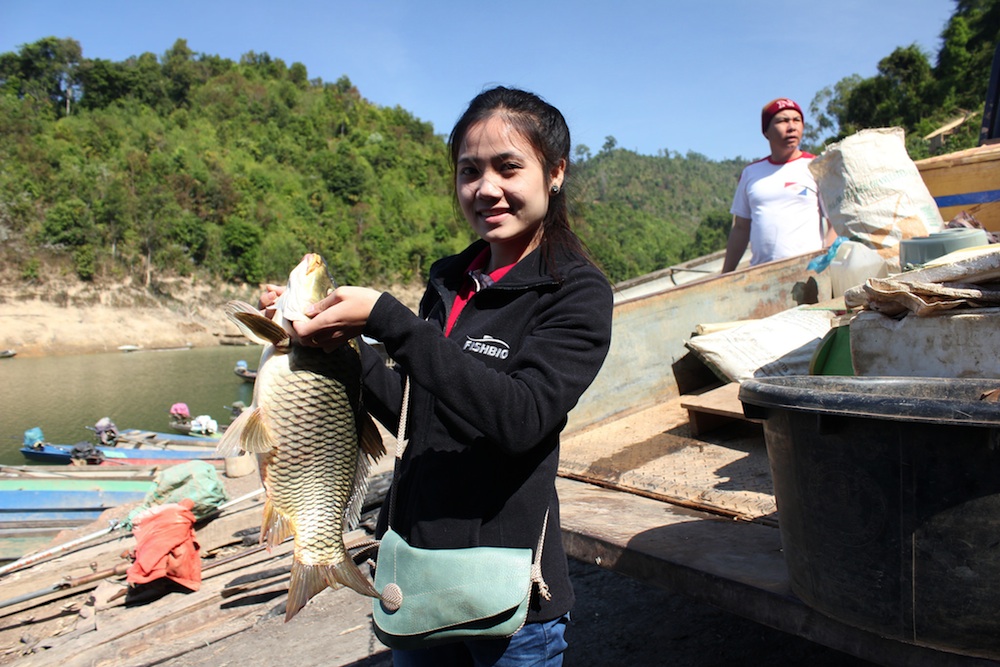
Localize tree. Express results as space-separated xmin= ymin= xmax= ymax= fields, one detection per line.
xmin=162 ymin=39 xmax=197 ymax=107
xmin=806 ymin=74 xmax=862 ymax=147
xmin=0 ymin=37 xmax=82 ymax=115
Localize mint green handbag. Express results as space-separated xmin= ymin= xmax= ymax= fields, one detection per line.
xmin=371 ymin=378 xmax=550 ymax=649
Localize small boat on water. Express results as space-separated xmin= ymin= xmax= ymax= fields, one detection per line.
xmin=20 ymin=442 xmax=223 ymax=465
xmin=0 ymin=349 xmax=15 ymax=359
xmin=167 ymin=402 xmax=221 ymax=436
xmin=86 ymin=417 xmax=220 ymax=447
xmin=234 ymin=359 xmax=257 ymax=382
xmin=19 ymin=426 xmax=222 ymax=466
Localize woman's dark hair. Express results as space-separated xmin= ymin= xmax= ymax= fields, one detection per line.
xmin=448 ymin=86 xmax=594 ymax=273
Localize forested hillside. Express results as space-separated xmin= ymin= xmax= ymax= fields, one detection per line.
xmin=0 ymin=0 xmax=996 ymax=289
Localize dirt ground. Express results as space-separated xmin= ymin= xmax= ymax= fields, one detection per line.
xmin=165 ymin=556 xmax=875 ymax=667
xmin=0 ymin=273 xmax=426 ymax=358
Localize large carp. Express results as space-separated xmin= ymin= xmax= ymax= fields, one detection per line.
xmin=218 ymin=253 xmax=384 ymax=621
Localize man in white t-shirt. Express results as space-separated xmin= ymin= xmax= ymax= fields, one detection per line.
xmin=722 ymin=98 xmax=832 ymax=273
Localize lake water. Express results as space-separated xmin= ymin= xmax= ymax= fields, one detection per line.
xmin=0 ymin=346 xmax=261 ymax=465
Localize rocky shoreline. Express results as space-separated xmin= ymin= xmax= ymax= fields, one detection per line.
xmin=0 ymin=278 xmax=424 ymax=358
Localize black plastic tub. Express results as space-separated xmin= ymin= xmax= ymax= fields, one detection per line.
xmin=740 ymin=376 xmax=1000 ymax=659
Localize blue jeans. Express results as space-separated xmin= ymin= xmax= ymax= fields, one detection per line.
xmin=390 ymin=615 xmax=569 ymax=667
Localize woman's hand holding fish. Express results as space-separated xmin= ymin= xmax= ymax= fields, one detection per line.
xmin=295 ymin=286 xmax=382 ymax=349
xmin=258 ymin=284 xmax=285 ymax=318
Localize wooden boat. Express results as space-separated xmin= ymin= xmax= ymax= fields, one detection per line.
xmin=0 ymin=477 xmax=155 ymax=525
xmin=0 ymin=464 xmax=162 ymax=479
xmin=167 ymin=419 xmax=223 ymax=436
xmin=20 ymin=442 xmax=223 ymax=465
xmin=0 ymin=473 xmax=156 ymax=562
xmin=233 ymin=359 xmax=257 ymax=382
xmin=115 ymin=428 xmax=221 ymax=446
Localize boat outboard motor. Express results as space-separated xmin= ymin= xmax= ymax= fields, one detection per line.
xmin=94 ymin=417 xmax=119 ymax=446
xmin=71 ymin=441 xmax=105 ymax=464
xmin=226 ymin=401 xmax=247 ymax=419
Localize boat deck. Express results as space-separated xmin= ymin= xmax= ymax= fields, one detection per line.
xmin=557 ymin=393 xmax=999 ymax=666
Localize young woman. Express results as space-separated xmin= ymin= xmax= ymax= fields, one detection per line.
xmin=272 ymin=86 xmax=614 ymax=666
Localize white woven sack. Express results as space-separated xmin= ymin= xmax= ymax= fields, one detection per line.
xmin=809 ymin=128 xmax=943 ymax=271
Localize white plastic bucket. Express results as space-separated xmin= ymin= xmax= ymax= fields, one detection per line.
xmin=829 ymin=240 xmax=888 ymax=297
xmin=225 ymin=452 xmax=256 ymax=478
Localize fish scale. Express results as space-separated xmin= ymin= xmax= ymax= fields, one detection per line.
xmin=217 ymin=253 xmax=385 ymax=622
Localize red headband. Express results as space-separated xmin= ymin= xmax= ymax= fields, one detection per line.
xmin=761 ymin=98 xmax=803 ymax=134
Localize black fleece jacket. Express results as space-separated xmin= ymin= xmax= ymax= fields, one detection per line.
xmin=360 ymin=239 xmax=613 ymax=623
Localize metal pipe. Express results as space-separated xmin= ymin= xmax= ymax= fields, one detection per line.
xmin=0 ymin=488 xmax=264 ymax=579
xmin=0 ymin=522 xmax=121 ymax=578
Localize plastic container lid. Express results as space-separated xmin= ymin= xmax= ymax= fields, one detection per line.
xmin=899 ymin=228 xmax=989 ymax=268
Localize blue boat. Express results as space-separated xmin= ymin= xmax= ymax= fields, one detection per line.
xmin=20 ymin=442 xmax=222 ymax=465
xmin=0 ymin=466 xmax=159 ymax=562
xmin=0 ymin=477 xmax=156 ymax=524
xmin=20 ymin=427 xmax=222 ymax=465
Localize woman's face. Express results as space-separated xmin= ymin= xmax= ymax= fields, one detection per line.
xmin=456 ymin=116 xmax=564 ymax=265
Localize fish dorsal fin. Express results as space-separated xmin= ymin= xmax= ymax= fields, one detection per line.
xmin=225 ymin=301 xmax=290 ymax=347
xmin=344 ymin=413 xmax=385 ymax=532
xmin=358 ymin=411 xmax=385 ymax=463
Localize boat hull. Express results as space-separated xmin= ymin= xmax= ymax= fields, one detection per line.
xmin=20 ymin=443 xmax=222 ymax=465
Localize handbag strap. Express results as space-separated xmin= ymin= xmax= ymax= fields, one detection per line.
xmin=387 ymin=374 xmax=552 ymax=601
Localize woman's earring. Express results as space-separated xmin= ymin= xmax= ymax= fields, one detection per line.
xmin=551 ymin=184 xmax=560 ymax=194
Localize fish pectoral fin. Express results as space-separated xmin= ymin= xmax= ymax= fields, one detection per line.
xmin=358 ymin=412 xmax=385 ymax=463
xmin=225 ymin=301 xmax=290 ymax=347
xmin=215 ymin=407 xmax=252 ymax=457
xmin=285 ymin=561 xmax=332 ymax=622
xmin=242 ymin=408 xmax=278 ymax=454
xmin=260 ymin=499 xmax=293 ymax=548
xmin=322 ymin=560 xmax=380 ymax=600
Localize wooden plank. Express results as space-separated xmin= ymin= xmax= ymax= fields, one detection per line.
xmin=916 ymin=143 xmax=1000 ymax=231
xmin=556 ymin=477 xmax=997 ymax=666
xmin=680 ymin=382 xmax=759 ymax=436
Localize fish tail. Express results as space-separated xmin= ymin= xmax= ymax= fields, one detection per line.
xmin=323 ymin=559 xmax=381 ymax=600
xmin=285 ymin=560 xmax=333 ymax=622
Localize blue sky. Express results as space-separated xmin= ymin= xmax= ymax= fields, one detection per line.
xmin=1 ymin=0 xmax=955 ymax=162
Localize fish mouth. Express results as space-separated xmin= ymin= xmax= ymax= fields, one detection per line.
xmin=305 ymin=253 xmax=325 ymax=274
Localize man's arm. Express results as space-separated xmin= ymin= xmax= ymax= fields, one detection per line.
xmin=722 ymin=216 xmax=751 ymax=273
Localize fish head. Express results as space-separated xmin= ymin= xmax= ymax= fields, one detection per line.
xmin=275 ymin=253 xmax=336 ymax=325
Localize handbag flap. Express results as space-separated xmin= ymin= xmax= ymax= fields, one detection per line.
xmin=373 ymin=528 xmax=533 ymax=636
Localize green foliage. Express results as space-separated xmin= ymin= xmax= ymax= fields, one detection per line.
xmin=809 ymin=0 xmax=1000 ymax=155
xmin=684 ymin=210 xmax=732 ymax=262
xmin=0 ymin=1 xmax=991 ymax=292
xmin=21 ymin=257 xmax=41 ymax=281
xmin=569 ymin=147 xmax=745 ymax=280
xmin=74 ymin=244 xmax=96 ymax=280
